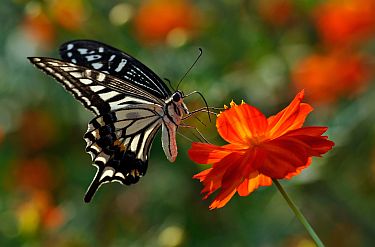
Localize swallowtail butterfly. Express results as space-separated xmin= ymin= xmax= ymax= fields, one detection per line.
xmin=28 ymin=40 xmax=192 ymax=202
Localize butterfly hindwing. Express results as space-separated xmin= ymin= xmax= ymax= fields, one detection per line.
xmin=83 ymin=105 xmax=163 ymax=202
xmin=59 ymin=40 xmax=172 ymax=100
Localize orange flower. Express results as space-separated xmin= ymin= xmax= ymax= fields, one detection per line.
xmin=49 ymin=0 xmax=86 ymax=31
xmin=0 ymin=126 xmax=3 ymax=144
xmin=292 ymin=51 xmax=371 ymax=103
xmin=257 ymin=0 xmax=294 ymax=26
xmin=13 ymin=157 xmax=55 ymax=192
xmin=19 ymin=110 xmax=56 ymax=152
xmin=16 ymin=191 xmax=65 ymax=233
xmin=22 ymin=12 xmax=55 ymax=47
xmin=314 ymin=0 xmax=375 ymax=47
xmin=134 ymin=0 xmax=200 ymax=45
xmin=188 ymin=91 xmax=334 ymax=209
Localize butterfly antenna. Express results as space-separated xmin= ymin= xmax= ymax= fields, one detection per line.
xmin=183 ymin=106 xmax=221 ymax=120
xmin=176 ymin=48 xmax=203 ymax=90
xmin=164 ymin=78 xmax=175 ymax=91
xmin=184 ymin=91 xmax=211 ymax=122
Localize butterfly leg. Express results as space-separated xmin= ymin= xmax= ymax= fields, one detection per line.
xmin=179 ymin=123 xmax=210 ymax=143
xmin=182 ymin=106 xmax=220 ymax=121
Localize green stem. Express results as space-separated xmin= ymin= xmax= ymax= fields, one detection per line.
xmin=272 ymin=179 xmax=325 ymax=247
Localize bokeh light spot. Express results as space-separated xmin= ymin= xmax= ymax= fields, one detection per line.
xmin=166 ymin=28 xmax=188 ymax=47
xmin=158 ymin=225 xmax=185 ymax=247
xmin=109 ymin=3 xmax=134 ymax=26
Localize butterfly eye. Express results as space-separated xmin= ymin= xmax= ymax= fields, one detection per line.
xmin=172 ymin=92 xmax=181 ymax=102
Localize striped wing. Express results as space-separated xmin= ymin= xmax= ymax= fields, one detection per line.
xmin=84 ymin=105 xmax=163 ymax=202
xmin=59 ymin=40 xmax=172 ymax=100
xmin=28 ymin=57 xmax=167 ymax=202
xmin=28 ymin=57 xmax=164 ymax=115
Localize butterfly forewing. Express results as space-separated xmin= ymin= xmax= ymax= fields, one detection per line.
xmin=59 ymin=40 xmax=171 ymax=100
xmin=28 ymin=57 xmax=163 ymax=115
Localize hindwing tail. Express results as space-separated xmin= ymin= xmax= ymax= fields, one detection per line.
xmin=83 ymin=106 xmax=163 ymax=202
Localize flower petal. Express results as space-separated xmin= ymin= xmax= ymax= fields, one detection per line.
xmin=284 ymin=157 xmax=312 ymax=179
xmin=193 ymin=152 xmax=243 ymax=201
xmin=217 ymin=103 xmax=268 ymax=145
xmin=267 ymin=90 xmax=314 ymax=139
xmin=193 ymin=168 xmax=220 ymax=199
xmin=237 ymin=172 xmax=273 ymax=196
xmin=284 ymin=127 xmax=334 ymax=156
xmin=209 ymin=189 xmax=236 ymax=209
xmin=258 ymin=127 xmax=334 ymax=178
xmin=208 ymin=152 xmax=272 ymax=209
xmin=206 ymin=150 xmax=258 ymax=209
xmin=188 ymin=142 xmax=243 ymax=164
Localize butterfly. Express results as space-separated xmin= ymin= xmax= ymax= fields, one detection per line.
xmin=28 ymin=40 xmax=196 ymax=202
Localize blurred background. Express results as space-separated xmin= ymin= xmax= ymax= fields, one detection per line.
xmin=1 ymin=0 xmax=375 ymax=246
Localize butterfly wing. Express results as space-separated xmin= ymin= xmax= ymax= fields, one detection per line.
xmin=28 ymin=57 xmax=164 ymax=115
xmin=28 ymin=57 xmax=166 ymax=202
xmin=59 ymin=40 xmax=172 ymax=100
xmin=84 ymin=105 xmax=163 ymax=202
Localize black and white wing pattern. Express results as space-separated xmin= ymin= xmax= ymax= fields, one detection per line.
xmin=59 ymin=40 xmax=172 ymax=100
xmin=28 ymin=57 xmax=163 ymax=115
xmin=84 ymin=104 xmax=164 ymax=202
xmin=28 ymin=40 xmax=191 ymax=203
xmin=28 ymin=56 xmax=167 ymax=202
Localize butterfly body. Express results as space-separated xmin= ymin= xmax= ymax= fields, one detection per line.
xmin=162 ymin=91 xmax=188 ymax=162
xmin=28 ymin=40 xmax=189 ymax=202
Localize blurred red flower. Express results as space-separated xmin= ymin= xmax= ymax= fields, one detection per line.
xmin=292 ymin=51 xmax=371 ymax=103
xmin=314 ymin=0 xmax=375 ymax=47
xmin=189 ymin=91 xmax=334 ymax=209
xmin=49 ymin=0 xmax=86 ymax=31
xmin=22 ymin=12 xmax=55 ymax=47
xmin=134 ymin=0 xmax=200 ymax=44
xmin=257 ymin=0 xmax=294 ymax=26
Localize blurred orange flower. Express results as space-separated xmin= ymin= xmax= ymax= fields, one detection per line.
xmin=134 ymin=0 xmax=200 ymax=44
xmin=16 ymin=191 xmax=65 ymax=233
xmin=292 ymin=51 xmax=371 ymax=103
xmin=257 ymin=0 xmax=294 ymax=26
xmin=13 ymin=157 xmax=55 ymax=192
xmin=0 ymin=126 xmax=3 ymax=145
xmin=189 ymin=91 xmax=334 ymax=209
xmin=49 ymin=0 xmax=86 ymax=31
xmin=23 ymin=12 xmax=55 ymax=47
xmin=19 ymin=110 xmax=56 ymax=152
xmin=314 ymin=0 xmax=375 ymax=47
